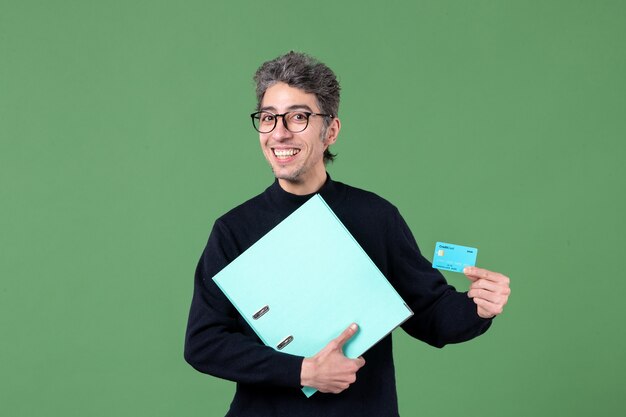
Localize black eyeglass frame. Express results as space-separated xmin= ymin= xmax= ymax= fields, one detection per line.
xmin=250 ymin=111 xmax=334 ymax=133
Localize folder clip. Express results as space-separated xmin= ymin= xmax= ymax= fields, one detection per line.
xmin=276 ymin=335 xmax=294 ymax=350
xmin=252 ymin=305 xmax=269 ymax=320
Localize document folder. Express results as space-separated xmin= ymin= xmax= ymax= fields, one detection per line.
xmin=212 ymin=194 xmax=413 ymax=397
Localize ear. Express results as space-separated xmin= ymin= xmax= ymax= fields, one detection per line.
xmin=323 ymin=117 xmax=341 ymax=147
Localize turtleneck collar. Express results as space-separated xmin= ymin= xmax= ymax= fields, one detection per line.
xmin=266 ymin=173 xmax=343 ymax=210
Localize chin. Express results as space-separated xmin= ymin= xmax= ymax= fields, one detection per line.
xmin=272 ymin=167 xmax=304 ymax=183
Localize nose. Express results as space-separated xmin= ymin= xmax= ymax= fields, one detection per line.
xmin=271 ymin=116 xmax=293 ymax=141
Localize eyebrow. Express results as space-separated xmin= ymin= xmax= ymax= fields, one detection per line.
xmin=259 ymin=104 xmax=315 ymax=113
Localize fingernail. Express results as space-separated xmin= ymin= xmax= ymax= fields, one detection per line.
xmin=350 ymin=323 xmax=358 ymax=331
xmin=463 ymin=267 xmax=470 ymax=274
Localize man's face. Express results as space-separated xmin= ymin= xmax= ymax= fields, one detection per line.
xmin=259 ymin=82 xmax=339 ymax=194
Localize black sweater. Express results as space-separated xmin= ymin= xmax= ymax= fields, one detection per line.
xmin=184 ymin=176 xmax=492 ymax=417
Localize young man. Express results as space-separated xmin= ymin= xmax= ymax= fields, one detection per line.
xmin=184 ymin=52 xmax=511 ymax=417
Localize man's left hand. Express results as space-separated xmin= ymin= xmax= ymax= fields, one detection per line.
xmin=464 ymin=267 xmax=511 ymax=318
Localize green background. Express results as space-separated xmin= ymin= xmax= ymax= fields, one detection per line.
xmin=1 ymin=0 xmax=624 ymax=416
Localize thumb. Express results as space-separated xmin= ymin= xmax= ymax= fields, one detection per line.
xmin=332 ymin=323 xmax=359 ymax=350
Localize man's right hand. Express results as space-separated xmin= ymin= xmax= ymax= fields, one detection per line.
xmin=300 ymin=323 xmax=366 ymax=394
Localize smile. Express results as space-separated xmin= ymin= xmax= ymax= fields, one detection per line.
xmin=272 ymin=148 xmax=301 ymax=160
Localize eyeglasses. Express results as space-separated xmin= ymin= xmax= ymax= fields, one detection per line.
xmin=250 ymin=111 xmax=333 ymax=133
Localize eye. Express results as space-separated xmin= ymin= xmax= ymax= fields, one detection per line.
xmin=260 ymin=113 xmax=275 ymax=123
xmin=290 ymin=112 xmax=308 ymax=123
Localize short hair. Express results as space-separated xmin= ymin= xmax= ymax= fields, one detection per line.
xmin=253 ymin=51 xmax=340 ymax=163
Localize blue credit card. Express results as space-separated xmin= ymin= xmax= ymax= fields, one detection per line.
xmin=432 ymin=242 xmax=478 ymax=273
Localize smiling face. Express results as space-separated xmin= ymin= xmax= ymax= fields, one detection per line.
xmin=259 ymin=82 xmax=340 ymax=195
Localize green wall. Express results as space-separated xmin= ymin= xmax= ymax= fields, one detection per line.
xmin=1 ymin=1 xmax=624 ymax=416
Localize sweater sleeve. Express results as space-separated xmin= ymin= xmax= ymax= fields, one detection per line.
xmin=184 ymin=219 xmax=304 ymax=387
xmin=387 ymin=208 xmax=492 ymax=348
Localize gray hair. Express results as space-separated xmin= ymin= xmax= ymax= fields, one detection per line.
xmin=253 ymin=51 xmax=340 ymax=163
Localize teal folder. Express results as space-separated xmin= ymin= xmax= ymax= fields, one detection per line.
xmin=212 ymin=194 xmax=414 ymax=397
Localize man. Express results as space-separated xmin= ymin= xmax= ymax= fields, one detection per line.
xmin=184 ymin=51 xmax=510 ymax=417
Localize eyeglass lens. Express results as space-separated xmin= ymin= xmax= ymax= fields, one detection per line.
xmin=253 ymin=112 xmax=309 ymax=133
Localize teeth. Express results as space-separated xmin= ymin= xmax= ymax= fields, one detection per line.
xmin=274 ymin=149 xmax=300 ymax=158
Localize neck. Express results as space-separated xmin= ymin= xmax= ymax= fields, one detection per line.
xmin=278 ymin=171 xmax=328 ymax=195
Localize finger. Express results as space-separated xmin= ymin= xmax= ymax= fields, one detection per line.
xmin=464 ymin=267 xmax=510 ymax=285
xmin=463 ymin=267 xmax=478 ymax=282
xmin=473 ymin=296 xmax=504 ymax=317
xmin=470 ymin=278 xmax=511 ymax=295
xmin=354 ymin=356 xmax=366 ymax=368
xmin=464 ymin=266 xmax=491 ymax=280
xmin=332 ymin=323 xmax=359 ymax=349
xmin=467 ymin=287 xmax=509 ymax=306
xmin=469 ymin=279 xmax=498 ymax=292
xmin=477 ymin=304 xmax=493 ymax=319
